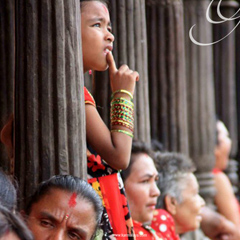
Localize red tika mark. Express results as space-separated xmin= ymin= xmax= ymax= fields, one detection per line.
xmin=68 ymin=193 xmax=77 ymax=208
xmin=102 ymin=4 xmax=108 ymax=13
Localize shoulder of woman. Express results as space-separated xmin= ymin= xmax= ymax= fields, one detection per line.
xmin=214 ymin=171 xmax=231 ymax=185
xmin=214 ymin=171 xmax=234 ymax=196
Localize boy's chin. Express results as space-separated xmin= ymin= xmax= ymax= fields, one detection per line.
xmin=95 ymin=64 xmax=109 ymax=72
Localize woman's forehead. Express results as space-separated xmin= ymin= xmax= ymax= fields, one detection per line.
xmin=81 ymin=1 xmax=109 ymax=15
xmin=131 ymin=154 xmax=157 ymax=174
xmin=182 ymin=174 xmax=199 ymax=193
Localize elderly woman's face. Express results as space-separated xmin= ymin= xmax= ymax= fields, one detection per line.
xmin=173 ymin=173 xmax=205 ymax=234
xmin=124 ymin=153 xmax=160 ymax=224
xmin=26 ymin=188 xmax=97 ymax=240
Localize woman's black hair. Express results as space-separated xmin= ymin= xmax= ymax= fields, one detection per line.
xmin=0 ymin=169 xmax=17 ymax=211
xmin=0 ymin=205 xmax=33 ymax=240
xmin=25 ymin=175 xmax=103 ymax=237
xmin=151 ymin=139 xmax=164 ymax=152
xmin=121 ymin=141 xmax=153 ymax=182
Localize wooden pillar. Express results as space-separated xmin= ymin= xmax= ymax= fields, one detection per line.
xmin=212 ymin=0 xmax=239 ymax=192
xmin=145 ymin=0 xmax=189 ymax=154
xmin=0 ymin=0 xmax=14 ymax=172
xmin=184 ymin=0 xmax=216 ymax=204
xmin=15 ymin=0 xmax=86 ymax=204
xmin=93 ymin=0 xmax=151 ymax=144
xmin=236 ymin=1 xmax=240 ymax=194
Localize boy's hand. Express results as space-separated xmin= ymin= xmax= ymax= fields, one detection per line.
xmin=107 ymin=51 xmax=139 ymax=95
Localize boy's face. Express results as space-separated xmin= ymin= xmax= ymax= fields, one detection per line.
xmin=81 ymin=1 xmax=114 ymax=72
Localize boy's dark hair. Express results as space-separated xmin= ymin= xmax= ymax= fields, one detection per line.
xmin=0 ymin=169 xmax=17 ymax=211
xmin=25 ymin=175 xmax=103 ymax=230
xmin=121 ymin=141 xmax=152 ymax=182
xmin=0 ymin=205 xmax=33 ymax=240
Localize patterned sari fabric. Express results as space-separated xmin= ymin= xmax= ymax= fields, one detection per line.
xmin=84 ymin=87 xmax=135 ymax=240
xmin=133 ymin=220 xmax=164 ymax=240
xmin=151 ymin=209 xmax=180 ymax=240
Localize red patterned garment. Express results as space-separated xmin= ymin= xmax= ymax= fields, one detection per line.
xmin=133 ymin=220 xmax=164 ymax=240
xmin=84 ymin=87 xmax=135 ymax=240
xmin=151 ymin=209 xmax=180 ymax=240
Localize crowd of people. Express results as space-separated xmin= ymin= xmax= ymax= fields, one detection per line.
xmin=0 ymin=0 xmax=240 ymax=239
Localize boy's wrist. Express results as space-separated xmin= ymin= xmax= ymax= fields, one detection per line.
xmin=111 ymin=89 xmax=133 ymax=101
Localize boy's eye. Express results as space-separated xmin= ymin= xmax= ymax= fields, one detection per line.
xmin=93 ymin=23 xmax=100 ymax=27
xmin=108 ymin=27 xmax=112 ymax=33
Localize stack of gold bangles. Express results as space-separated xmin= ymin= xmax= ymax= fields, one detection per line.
xmin=110 ymin=90 xmax=134 ymax=138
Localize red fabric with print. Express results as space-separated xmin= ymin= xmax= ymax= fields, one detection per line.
xmin=133 ymin=220 xmax=163 ymax=240
xmin=101 ymin=174 xmax=132 ymax=239
xmin=84 ymin=87 xmax=135 ymax=240
xmin=151 ymin=209 xmax=180 ymax=240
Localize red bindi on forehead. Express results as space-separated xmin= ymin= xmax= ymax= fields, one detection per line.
xmin=101 ymin=4 xmax=108 ymax=13
xmin=68 ymin=193 xmax=77 ymax=208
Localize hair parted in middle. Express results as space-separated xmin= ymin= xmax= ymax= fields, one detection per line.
xmin=25 ymin=175 xmax=103 ymax=227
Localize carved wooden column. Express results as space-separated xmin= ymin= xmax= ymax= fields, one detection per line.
xmin=146 ymin=0 xmax=189 ymax=154
xmin=0 ymin=0 xmax=14 ymax=172
xmin=92 ymin=0 xmax=151 ymax=144
xmin=15 ymin=0 xmax=86 ymax=203
xmin=212 ymin=0 xmax=239 ymax=193
xmin=184 ymin=0 xmax=216 ymax=205
xmin=236 ymin=1 xmax=240 ymax=195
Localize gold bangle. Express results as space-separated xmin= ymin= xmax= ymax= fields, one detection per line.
xmin=111 ymin=90 xmax=133 ymax=101
xmin=111 ymin=122 xmax=134 ymax=131
xmin=111 ymin=129 xmax=133 ymax=138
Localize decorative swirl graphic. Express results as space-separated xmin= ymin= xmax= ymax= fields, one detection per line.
xmin=189 ymin=0 xmax=240 ymax=46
